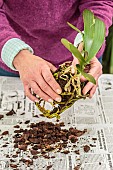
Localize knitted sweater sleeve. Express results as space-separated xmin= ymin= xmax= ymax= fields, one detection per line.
xmin=0 ymin=1 xmax=33 ymax=70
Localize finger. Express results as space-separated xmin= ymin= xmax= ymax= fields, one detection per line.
xmin=78 ymin=42 xmax=84 ymax=52
xmin=89 ymin=84 xmax=98 ymax=98
xmin=30 ymin=81 xmax=54 ymax=102
xmin=35 ymin=73 xmax=62 ymax=102
xmin=81 ymin=63 xmax=102 ymax=82
xmin=71 ymin=42 xmax=83 ymax=73
xmin=70 ymin=65 xmax=75 ymax=74
xmin=82 ymin=81 xmax=94 ymax=95
xmin=24 ymin=84 xmax=39 ymax=102
xmin=41 ymin=66 xmax=62 ymax=95
xmin=72 ymin=57 xmax=79 ymax=66
xmin=82 ymin=74 xmax=99 ymax=95
xmin=71 ymin=57 xmax=79 ymax=74
xmin=80 ymin=75 xmax=87 ymax=82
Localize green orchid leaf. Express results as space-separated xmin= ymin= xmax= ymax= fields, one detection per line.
xmin=70 ymin=44 xmax=86 ymax=65
xmin=76 ymin=64 xmax=96 ymax=84
xmin=87 ymin=17 xmax=105 ymax=62
xmin=61 ymin=38 xmax=71 ymax=52
xmin=67 ymin=22 xmax=83 ymax=35
xmin=83 ymin=9 xmax=95 ymax=54
xmin=61 ymin=38 xmax=86 ymax=65
xmin=61 ymin=9 xmax=105 ymax=85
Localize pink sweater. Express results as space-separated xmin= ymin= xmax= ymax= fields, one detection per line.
xmin=0 ymin=0 xmax=113 ymax=74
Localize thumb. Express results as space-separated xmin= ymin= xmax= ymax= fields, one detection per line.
xmin=72 ymin=57 xmax=79 ymax=66
xmin=71 ymin=57 xmax=79 ymax=74
xmin=78 ymin=42 xmax=84 ymax=52
xmin=71 ymin=42 xmax=83 ymax=74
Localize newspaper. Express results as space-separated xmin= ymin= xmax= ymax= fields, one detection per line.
xmin=0 ymin=74 xmax=113 ymax=170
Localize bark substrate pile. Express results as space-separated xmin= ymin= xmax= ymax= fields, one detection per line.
xmin=0 ymin=111 xmax=93 ymax=169
xmin=11 ymin=121 xmax=91 ymax=169
xmin=11 ymin=121 xmax=89 ymax=169
xmin=13 ymin=121 xmax=87 ymax=156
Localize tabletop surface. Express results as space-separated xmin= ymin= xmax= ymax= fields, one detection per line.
xmin=0 ymin=74 xmax=113 ymax=170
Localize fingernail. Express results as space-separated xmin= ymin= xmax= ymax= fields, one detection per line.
xmin=56 ymin=89 xmax=62 ymax=94
xmin=48 ymin=99 xmax=53 ymax=103
xmin=55 ymin=97 xmax=61 ymax=102
xmin=35 ymin=100 xmax=39 ymax=103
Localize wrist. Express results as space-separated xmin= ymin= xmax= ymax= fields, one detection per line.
xmin=13 ymin=49 xmax=31 ymax=70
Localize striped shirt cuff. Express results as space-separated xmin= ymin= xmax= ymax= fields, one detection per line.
xmin=1 ymin=38 xmax=34 ymax=71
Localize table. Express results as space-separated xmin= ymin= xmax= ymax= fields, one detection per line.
xmin=0 ymin=74 xmax=113 ymax=170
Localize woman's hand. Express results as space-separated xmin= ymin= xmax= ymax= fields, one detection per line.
xmin=13 ymin=50 xmax=62 ymax=103
xmin=81 ymin=56 xmax=102 ymax=98
xmin=72 ymin=42 xmax=102 ymax=98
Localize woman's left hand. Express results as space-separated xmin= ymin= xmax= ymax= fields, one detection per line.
xmin=81 ymin=56 xmax=102 ymax=98
xmin=72 ymin=42 xmax=102 ymax=98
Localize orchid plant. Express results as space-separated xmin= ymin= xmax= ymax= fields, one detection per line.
xmin=61 ymin=9 xmax=105 ymax=84
xmin=35 ymin=9 xmax=105 ymax=120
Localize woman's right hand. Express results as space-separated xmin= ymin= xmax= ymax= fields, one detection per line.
xmin=13 ymin=50 xmax=62 ymax=103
